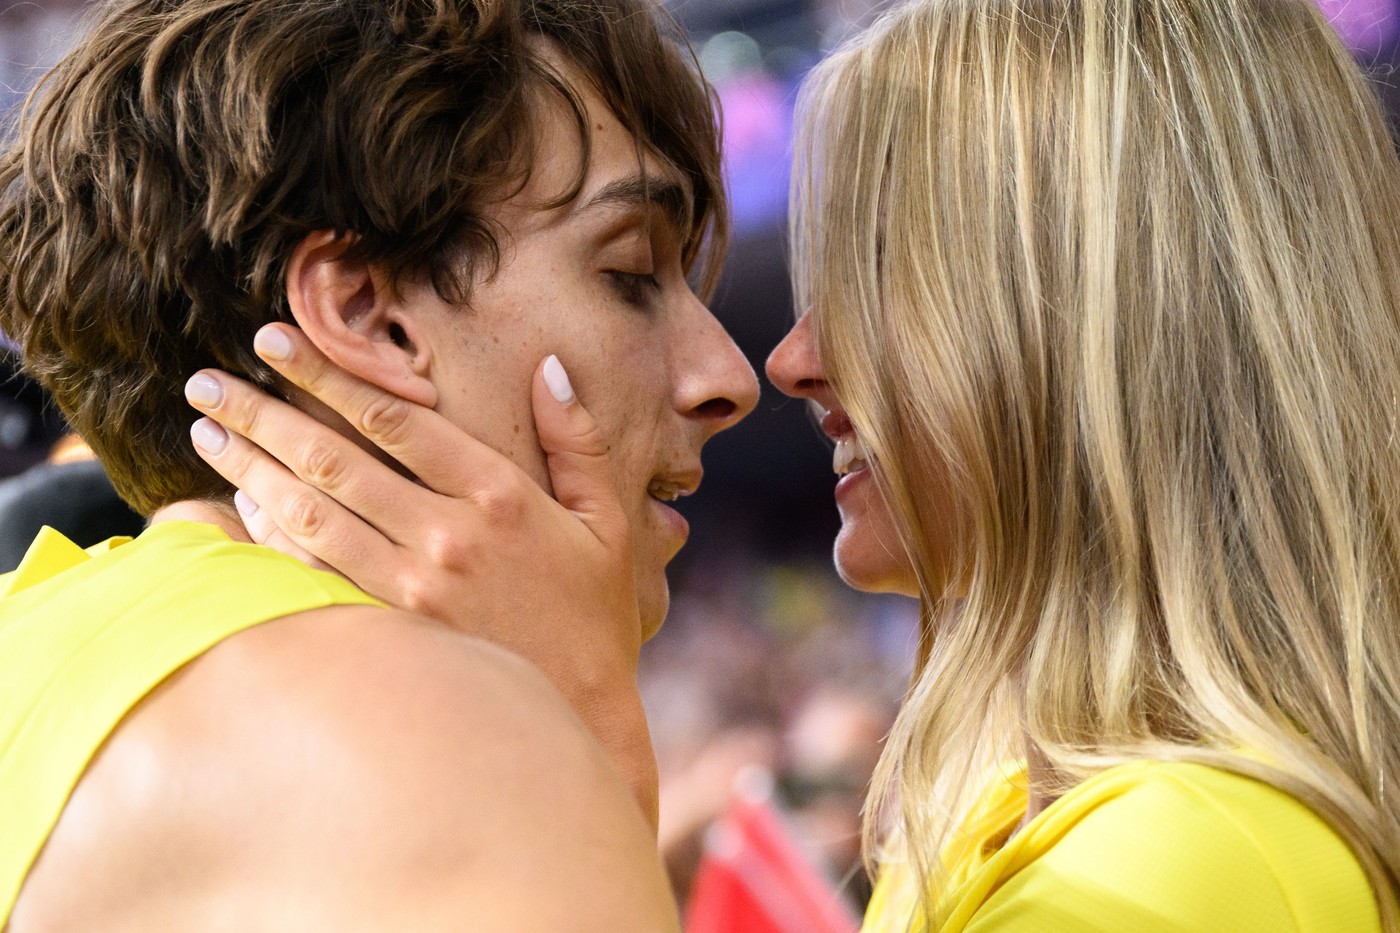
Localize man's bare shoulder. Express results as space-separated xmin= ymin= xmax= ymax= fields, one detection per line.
xmin=11 ymin=605 xmax=679 ymax=932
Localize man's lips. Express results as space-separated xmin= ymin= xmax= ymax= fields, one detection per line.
xmin=646 ymin=469 xmax=701 ymax=503
xmin=650 ymin=495 xmax=691 ymax=543
xmin=647 ymin=466 xmax=700 ymax=554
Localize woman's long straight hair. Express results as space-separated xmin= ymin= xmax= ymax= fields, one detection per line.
xmin=792 ymin=0 xmax=1400 ymax=927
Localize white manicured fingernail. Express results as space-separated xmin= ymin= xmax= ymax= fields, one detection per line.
xmin=190 ymin=418 xmax=229 ymax=454
xmin=184 ymin=373 xmax=223 ymax=408
xmin=254 ymin=326 xmax=292 ymax=361
xmin=234 ymin=489 xmax=259 ymax=517
xmin=543 ymin=355 xmax=574 ymax=404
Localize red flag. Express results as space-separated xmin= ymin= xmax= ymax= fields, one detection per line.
xmin=683 ymin=770 xmax=861 ymax=933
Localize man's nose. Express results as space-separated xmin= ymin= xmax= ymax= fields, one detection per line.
xmin=765 ymin=310 xmax=824 ymax=400
xmin=676 ymin=300 xmax=760 ymax=437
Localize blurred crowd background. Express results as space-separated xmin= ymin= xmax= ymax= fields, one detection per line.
xmin=3 ymin=0 xmax=1399 ymax=917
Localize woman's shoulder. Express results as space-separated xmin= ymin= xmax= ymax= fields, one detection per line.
xmin=968 ymin=759 xmax=1380 ymax=932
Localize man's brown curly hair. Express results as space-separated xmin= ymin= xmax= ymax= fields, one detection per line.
xmin=0 ymin=0 xmax=725 ymax=515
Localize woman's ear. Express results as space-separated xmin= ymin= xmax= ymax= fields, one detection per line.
xmin=284 ymin=231 xmax=438 ymax=408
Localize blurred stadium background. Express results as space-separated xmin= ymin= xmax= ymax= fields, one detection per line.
xmin=3 ymin=0 xmax=1398 ymax=917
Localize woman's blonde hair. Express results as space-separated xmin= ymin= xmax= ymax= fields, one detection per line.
xmin=792 ymin=0 xmax=1400 ymax=925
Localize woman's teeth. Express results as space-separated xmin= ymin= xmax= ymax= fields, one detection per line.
xmin=833 ymin=434 xmax=869 ymax=476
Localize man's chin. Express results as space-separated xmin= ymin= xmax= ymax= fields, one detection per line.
xmin=638 ymin=582 xmax=671 ymax=642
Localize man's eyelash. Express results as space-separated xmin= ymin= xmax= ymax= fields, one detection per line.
xmin=607 ymin=271 xmax=662 ymax=305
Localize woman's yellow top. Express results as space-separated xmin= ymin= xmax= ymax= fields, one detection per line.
xmin=0 ymin=521 xmax=379 ymax=924
xmin=863 ymin=759 xmax=1383 ymax=932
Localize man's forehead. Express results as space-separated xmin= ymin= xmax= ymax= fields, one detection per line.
xmin=488 ymin=42 xmax=701 ymax=243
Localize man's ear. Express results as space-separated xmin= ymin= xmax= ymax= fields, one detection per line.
xmin=285 ymin=231 xmax=438 ymax=408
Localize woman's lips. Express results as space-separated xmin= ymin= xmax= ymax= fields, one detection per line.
xmin=835 ymin=460 xmax=872 ymax=503
xmin=820 ymin=408 xmax=852 ymax=441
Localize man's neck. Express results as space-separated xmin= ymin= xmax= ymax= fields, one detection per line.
xmin=148 ymin=499 xmax=253 ymax=544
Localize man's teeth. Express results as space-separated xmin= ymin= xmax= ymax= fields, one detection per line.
xmin=648 ymin=481 xmax=682 ymax=502
xmin=833 ymin=434 xmax=869 ymax=476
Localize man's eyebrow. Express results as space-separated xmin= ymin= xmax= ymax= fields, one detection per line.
xmin=574 ymin=173 xmax=693 ymax=237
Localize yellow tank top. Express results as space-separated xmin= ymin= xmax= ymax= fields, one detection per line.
xmin=862 ymin=759 xmax=1384 ymax=932
xmin=0 ymin=521 xmax=380 ymax=924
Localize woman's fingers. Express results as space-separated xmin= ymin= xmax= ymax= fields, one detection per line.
xmin=251 ymin=324 xmax=507 ymax=497
xmin=234 ymin=489 xmax=334 ymax=572
xmin=185 ymin=369 xmax=442 ymax=541
xmin=533 ymin=355 xmax=628 ymax=550
xmin=242 ymin=327 xmax=629 ymax=550
xmin=187 ymin=413 xmax=402 ymax=590
xmin=185 ymin=336 xmax=637 ymax=640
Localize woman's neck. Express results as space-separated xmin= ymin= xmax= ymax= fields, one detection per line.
xmin=1015 ymin=739 xmax=1059 ymax=835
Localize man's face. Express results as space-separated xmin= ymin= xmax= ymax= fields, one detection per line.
xmin=399 ymin=52 xmax=758 ymax=636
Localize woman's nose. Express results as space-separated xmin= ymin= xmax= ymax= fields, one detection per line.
xmin=765 ymin=310 xmax=824 ymax=399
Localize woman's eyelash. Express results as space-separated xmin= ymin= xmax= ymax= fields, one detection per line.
xmin=607 ymin=271 xmax=662 ymax=305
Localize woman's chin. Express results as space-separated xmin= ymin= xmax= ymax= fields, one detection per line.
xmin=832 ymin=521 xmax=919 ymax=596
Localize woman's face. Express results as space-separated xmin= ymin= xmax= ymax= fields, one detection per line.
xmin=766 ymin=311 xmax=920 ymax=596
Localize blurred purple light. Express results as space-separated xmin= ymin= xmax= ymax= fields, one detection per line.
xmin=1316 ymin=0 xmax=1399 ymax=53
xmin=716 ymin=74 xmax=794 ymax=237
